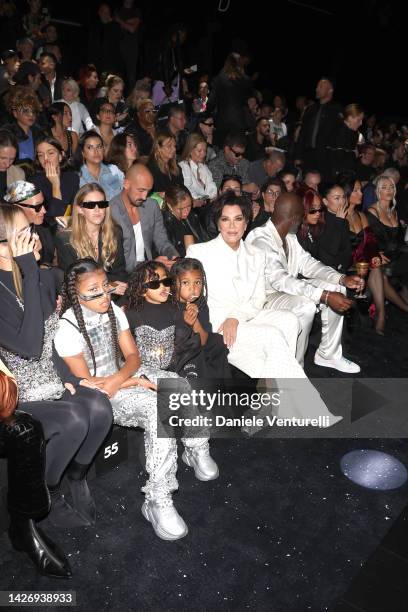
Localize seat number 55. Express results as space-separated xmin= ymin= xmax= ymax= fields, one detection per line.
xmin=104 ymin=442 xmax=119 ymax=459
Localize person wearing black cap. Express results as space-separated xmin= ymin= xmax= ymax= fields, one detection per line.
xmin=295 ymin=77 xmax=342 ymax=179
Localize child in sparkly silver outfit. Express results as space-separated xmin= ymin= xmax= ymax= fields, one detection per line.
xmin=54 ymin=259 xmax=218 ymax=541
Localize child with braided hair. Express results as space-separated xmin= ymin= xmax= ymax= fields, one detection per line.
xmin=54 ymin=258 xmax=216 ymax=540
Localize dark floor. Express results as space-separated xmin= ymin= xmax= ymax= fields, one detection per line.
xmin=1 ymin=304 xmax=408 ymax=612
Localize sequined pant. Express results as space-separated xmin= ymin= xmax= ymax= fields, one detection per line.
xmin=111 ymin=367 xmax=207 ymax=502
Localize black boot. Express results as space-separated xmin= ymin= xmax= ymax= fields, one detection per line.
xmin=9 ymin=518 xmax=72 ymax=579
xmin=65 ymin=462 xmax=96 ymax=525
xmin=47 ymin=485 xmax=91 ymax=528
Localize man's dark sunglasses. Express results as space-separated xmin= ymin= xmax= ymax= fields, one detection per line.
xmin=18 ymin=202 xmax=45 ymax=213
xmin=80 ymin=201 xmax=109 ymax=209
xmin=143 ymin=278 xmax=172 ymax=290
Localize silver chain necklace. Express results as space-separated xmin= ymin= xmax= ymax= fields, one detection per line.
xmin=0 ymin=279 xmax=24 ymax=310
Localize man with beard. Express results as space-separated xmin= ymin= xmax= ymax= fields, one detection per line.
xmin=109 ymin=163 xmax=179 ymax=273
xmin=246 ymin=192 xmax=362 ymax=372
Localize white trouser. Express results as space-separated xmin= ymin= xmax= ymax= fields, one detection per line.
xmin=226 ymin=310 xmax=302 ymax=378
xmin=225 ymin=309 xmax=337 ymax=420
xmin=265 ymin=281 xmax=346 ymax=365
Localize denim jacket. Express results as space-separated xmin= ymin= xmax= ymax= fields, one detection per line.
xmin=79 ymin=163 xmax=123 ymax=200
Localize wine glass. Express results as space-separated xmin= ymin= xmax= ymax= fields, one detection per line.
xmin=354 ymin=262 xmax=369 ymax=299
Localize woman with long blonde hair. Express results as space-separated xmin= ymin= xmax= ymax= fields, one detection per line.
xmin=55 ymin=183 xmax=127 ymax=295
xmin=147 ymin=129 xmax=183 ymax=196
xmin=367 ymin=174 xmax=408 ymax=311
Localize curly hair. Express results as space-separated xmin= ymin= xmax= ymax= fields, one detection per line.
xmin=60 ymin=258 xmax=121 ymax=376
xmin=7 ymin=85 xmax=42 ymax=115
xmin=170 ymin=257 xmax=208 ymax=312
xmin=127 ymin=261 xmax=168 ymax=311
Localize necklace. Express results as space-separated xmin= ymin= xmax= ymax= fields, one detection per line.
xmin=0 ymin=279 xmax=24 ymax=310
xmin=377 ymin=202 xmax=393 ymax=221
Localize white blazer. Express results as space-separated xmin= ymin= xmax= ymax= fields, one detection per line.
xmin=246 ymin=219 xmax=342 ymax=304
xmin=187 ymin=234 xmax=267 ymax=331
xmin=179 ymin=160 xmax=217 ymax=200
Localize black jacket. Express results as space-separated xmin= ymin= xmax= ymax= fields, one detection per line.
xmin=316 ymin=212 xmax=352 ymax=273
xmin=37 ymin=75 xmax=64 ymax=106
xmin=328 ymin=122 xmax=359 ymax=180
xmin=32 ymin=171 xmax=80 ymax=218
xmin=162 ymin=207 xmax=208 ymax=257
xmin=55 ymin=227 xmax=127 ymax=282
xmin=296 ymin=100 xmax=342 ymax=160
xmin=146 ymin=158 xmax=184 ymax=193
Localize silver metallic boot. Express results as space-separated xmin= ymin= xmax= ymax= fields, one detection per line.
xmin=182 ymin=443 xmax=219 ymax=481
xmin=142 ymin=493 xmax=188 ymax=541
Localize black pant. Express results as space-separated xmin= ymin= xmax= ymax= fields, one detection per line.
xmin=18 ymin=386 xmax=113 ymax=487
xmin=0 ymin=411 xmax=49 ymax=520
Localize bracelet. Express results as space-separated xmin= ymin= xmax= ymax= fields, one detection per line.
xmin=324 ymin=290 xmax=330 ymax=306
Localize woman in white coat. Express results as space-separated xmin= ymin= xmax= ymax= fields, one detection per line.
xmin=187 ymin=192 xmax=341 ymax=425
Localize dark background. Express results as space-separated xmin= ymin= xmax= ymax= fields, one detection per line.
xmin=10 ymin=1 xmax=407 ymax=119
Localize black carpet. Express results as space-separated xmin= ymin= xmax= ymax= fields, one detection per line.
xmin=1 ymin=304 xmax=408 ymax=612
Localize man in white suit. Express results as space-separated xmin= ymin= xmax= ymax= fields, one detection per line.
xmin=246 ymin=192 xmax=363 ymax=372
xmin=187 ymin=192 xmax=342 ymax=424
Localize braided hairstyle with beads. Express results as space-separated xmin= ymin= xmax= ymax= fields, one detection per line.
xmin=60 ymin=258 xmax=121 ymax=375
xmin=127 ymin=260 xmax=169 ymax=310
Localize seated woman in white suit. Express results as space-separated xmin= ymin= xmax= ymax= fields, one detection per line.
xmin=186 ymin=192 xmax=341 ymax=425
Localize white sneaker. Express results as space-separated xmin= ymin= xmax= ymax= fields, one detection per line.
xmin=182 ymin=445 xmax=219 ymax=481
xmin=142 ymin=498 xmax=188 ymax=541
xmin=314 ymin=352 xmax=360 ymax=374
